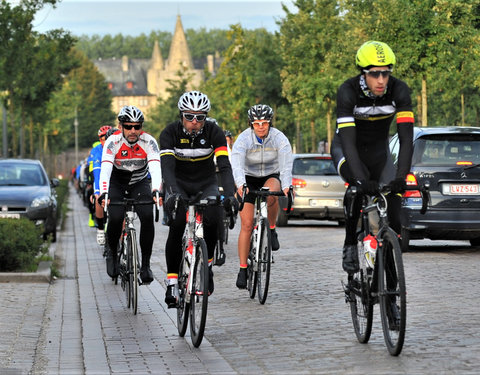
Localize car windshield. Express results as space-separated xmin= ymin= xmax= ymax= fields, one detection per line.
xmin=293 ymin=157 xmax=337 ymax=175
xmin=412 ymin=134 xmax=480 ymax=166
xmin=0 ymin=163 xmax=46 ymax=186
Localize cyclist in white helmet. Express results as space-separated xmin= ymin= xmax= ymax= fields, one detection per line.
xmin=160 ymin=91 xmax=237 ymax=307
xmin=99 ymin=105 xmax=162 ymax=284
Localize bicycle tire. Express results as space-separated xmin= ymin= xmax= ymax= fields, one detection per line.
xmin=378 ymin=228 xmax=406 ymax=356
xmin=124 ymin=234 xmax=132 ymax=308
xmin=177 ymin=246 xmax=190 ymax=337
xmin=190 ymin=238 xmax=209 ymax=347
xmin=257 ymin=219 xmax=272 ymax=304
xmin=130 ymin=229 xmax=139 ymax=315
xmin=247 ymin=234 xmax=257 ymax=299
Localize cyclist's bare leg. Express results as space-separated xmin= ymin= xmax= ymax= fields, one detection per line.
xmin=264 ymin=177 xmax=281 ymax=228
xmin=238 ymin=202 xmax=255 ymax=265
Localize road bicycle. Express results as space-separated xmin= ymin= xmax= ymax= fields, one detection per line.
xmin=173 ymin=192 xmax=228 ymax=347
xmin=343 ymin=183 xmax=429 ymax=356
xmin=105 ymin=193 xmax=159 ymax=315
xmin=238 ymin=184 xmax=293 ymax=304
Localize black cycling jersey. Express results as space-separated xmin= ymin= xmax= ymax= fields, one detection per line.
xmin=160 ymin=119 xmax=235 ymax=197
xmin=332 ymin=74 xmax=414 ymax=184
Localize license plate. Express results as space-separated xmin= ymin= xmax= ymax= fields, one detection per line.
xmin=0 ymin=213 xmax=20 ymax=219
xmin=309 ymin=199 xmax=340 ymax=207
xmin=447 ymin=184 xmax=479 ymax=195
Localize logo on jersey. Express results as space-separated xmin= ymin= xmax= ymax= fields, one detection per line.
xmin=180 ymin=138 xmax=189 ymax=144
xmin=200 ymin=139 xmax=206 ymax=145
xmin=121 ymin=150 xmax=128 ymax=157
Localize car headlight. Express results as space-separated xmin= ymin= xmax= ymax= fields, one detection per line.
xmin=31 ymin=196 xmax=50 ymax=208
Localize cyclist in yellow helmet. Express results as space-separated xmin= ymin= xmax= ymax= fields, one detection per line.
xmin=331 ymin=41 xmax=414 ymax=274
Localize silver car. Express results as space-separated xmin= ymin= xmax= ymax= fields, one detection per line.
xmin=277 ymin=153 xmax=347 ymax=226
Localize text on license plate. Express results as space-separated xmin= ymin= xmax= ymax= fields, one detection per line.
xmin=448 ymin=184 xmax=479 ymax=195
xmin=0 ymin=213 xmax=20 ymax=219
xmin=309 ymin=199 xmax=340 ymax=207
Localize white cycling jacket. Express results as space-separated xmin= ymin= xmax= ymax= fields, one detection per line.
xmin=231 ymin=127 xmax=293 ymax=190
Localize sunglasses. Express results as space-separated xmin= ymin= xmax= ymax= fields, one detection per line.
xmin=363 ymin=69 xmax=392 ymax=78
xmin=122 ymin=124 xmax=142 ymax=130
xmin=183 ymin=113 xmax=207 ymax=122
xmin=252 ymin=121 xmax=270 ymax=127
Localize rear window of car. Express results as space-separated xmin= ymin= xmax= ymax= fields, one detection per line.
xmin=293 ymin=157 xmax=337 ymax=175
xmin=412 ymin=134 xmax=480 ymax=166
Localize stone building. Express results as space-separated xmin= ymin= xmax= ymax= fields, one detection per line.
xmin=93 ymin=15 xmax=213 ymax=117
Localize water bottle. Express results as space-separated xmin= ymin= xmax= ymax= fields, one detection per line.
xmin=363 ymin=234 xmax=377 ymax=268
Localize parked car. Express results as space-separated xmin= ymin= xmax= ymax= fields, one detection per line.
xmin=277 ymin=153 xmax=347 ymax=226
xmin=0 ymin=159 xmax=59 ymax=242
xmin=389 ymin=126 xmax=480 ymax=251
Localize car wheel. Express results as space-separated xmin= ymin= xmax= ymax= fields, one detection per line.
xmin=400 ymin=227 xmax=410 ymax=253
xmin=276 ymin=210 xmax=288 ymax=227
xmin=470 ymin=237 xmax=480 ymax=247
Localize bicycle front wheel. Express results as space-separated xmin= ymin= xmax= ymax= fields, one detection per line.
xmin=257 ymin=219 xmax=272 ymax=304
xmin=177 ymin=246 xmax=190 ymax=337
xmin=128 ymin=230 xmax=139 ymax=315
xmin=348 ymin=235 xmax=373 ymax=343
xmin=378 ymin=228 xmax=406 ymax=356
xmin=189 ymin=238 xmax=209 ymax=347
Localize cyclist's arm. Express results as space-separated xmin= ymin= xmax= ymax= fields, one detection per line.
xmin=336 ymin=81 xmax=368 ymax=182
xmin=212 ymin=126 xmax=235 ymax=197
xmin=231 ymin=130 xmax=248 ymax=191
xmin=159 ymin=123 xmax=180 ymax=195
xmin=99 ymin=138 xmax=115 ymax=194
xmin=145 ymin=135 xmax=162 ymax=192
xmin=393 ymin=80 xmax=414 ymax=179
xmin=92 ymin=145 xmax=102 ymax=195
xmin=275 ymin=131 xmax=293 ymax=191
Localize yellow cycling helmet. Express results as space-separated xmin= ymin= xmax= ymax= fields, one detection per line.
xmin=355 ymin=41 xmax=396 ymax=69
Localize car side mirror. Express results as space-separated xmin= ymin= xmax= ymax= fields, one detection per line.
xmin=51 ymin=178 xmax=60 ymax=187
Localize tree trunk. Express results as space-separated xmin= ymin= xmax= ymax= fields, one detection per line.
xmin=296 ymin=119 xmax=301 ymax=153
xmin=416 ymin=94 xmax=422 ymax=127
xmin=9 ymin=96 xmax=17 ymax=157
xmin=461 ymin=93 xmax=465 ymax=126
xmin=422 ymin=76 xmax=428 ymax=127
xmin=310 ymin=118 xmax=315 ymax=153
xmin=29 ymin=117 xmax=34 ymax=158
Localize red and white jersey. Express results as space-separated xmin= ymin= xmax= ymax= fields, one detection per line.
xmin=99 ymin=130 xmax=161 ymax=194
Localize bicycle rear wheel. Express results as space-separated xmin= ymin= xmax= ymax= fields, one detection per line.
xmin=378 ymin=228 xmax=406 ymax=356
xmin=247 ymin=235 xmax=257 ymax=299
xmin=190 ymin=238 xmax=209 ymax=347
xmin=128 ymin=230 xmax=139 ymax=315
xmin=177 ymin=246 xmax=190 ymax=337
xmin=348 ymin=234 xmax=373 ymax=343
xmin=257 ymin=219 xmax=272 ymax=304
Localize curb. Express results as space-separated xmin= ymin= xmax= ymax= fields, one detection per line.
xmin=0 ymin=260 xmax=52 ymax=283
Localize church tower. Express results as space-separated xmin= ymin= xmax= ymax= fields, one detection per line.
xmin=147 ymin=41 xmax=164 ymax=96
xmin=167 ymin=15 xmax=194 ymax=71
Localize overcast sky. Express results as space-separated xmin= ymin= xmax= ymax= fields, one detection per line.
xmin=32 ymin=0 xmax=297 ymax=36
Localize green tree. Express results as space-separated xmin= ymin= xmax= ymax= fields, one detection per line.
xmin=202 ymin=25 xmax=286 ymax=136
xmin=280 ymin=0 xmax=350 ymax=152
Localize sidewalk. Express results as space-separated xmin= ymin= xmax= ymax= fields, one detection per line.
xmin=0 ymin=187 xmax=234 ymax=374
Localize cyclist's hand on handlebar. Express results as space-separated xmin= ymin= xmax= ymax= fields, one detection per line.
xmin=223 ymin=196 xmax=239 ymax=216
xmin=389 ymin=177 xmax=407 ymax=194
xmin=165 ymin=193 xmax=180 ymax=214
xmin=98 ymin=192 xmax=107 ymax=207
xmin=152 ymin=189 xmax=163 ymax=206
xmin=356 ymin=179 xmax=379 ymax=196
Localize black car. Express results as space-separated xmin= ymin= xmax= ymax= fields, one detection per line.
xmin=389 ymin=126 xmax=480 ymax=251
xmin=0 ymin=159 xmax=59 ymax=242
xmin=277 ymin=154 xmax=347 ymax=226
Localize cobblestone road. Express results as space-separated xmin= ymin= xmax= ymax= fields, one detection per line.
xmin=1 ymin=187 xmax=480 ymax=374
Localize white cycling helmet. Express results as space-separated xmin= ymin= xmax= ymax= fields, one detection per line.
xmin=178 ymin=91 xmax=211 ymax=112
xmin=118 ymin=105 xmax=144 ymax=123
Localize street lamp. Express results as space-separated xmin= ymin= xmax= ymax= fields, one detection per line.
xmin=74 ymin=106 xmax=79 ymax=165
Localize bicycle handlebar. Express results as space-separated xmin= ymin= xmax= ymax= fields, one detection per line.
xmin=238 ymin=183 xmax=294 ymax=213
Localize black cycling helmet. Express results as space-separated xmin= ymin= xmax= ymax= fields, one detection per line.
xmin=247 ymin=104 xmax=274 ymax=126
xmin=118 ymin=105 xmax=144 ymax=123
xmin=224 ymin=130 xmax=233 ymax=138
xmin=105 ymin=127 xmax=118 ymax=139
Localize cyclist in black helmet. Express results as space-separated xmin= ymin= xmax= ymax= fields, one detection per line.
xmin=231 ymin=104 xmax=293 ymax=289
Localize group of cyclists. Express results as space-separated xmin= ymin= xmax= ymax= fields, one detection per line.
xmin=74 ymin=40 xmax=414 ymax=323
